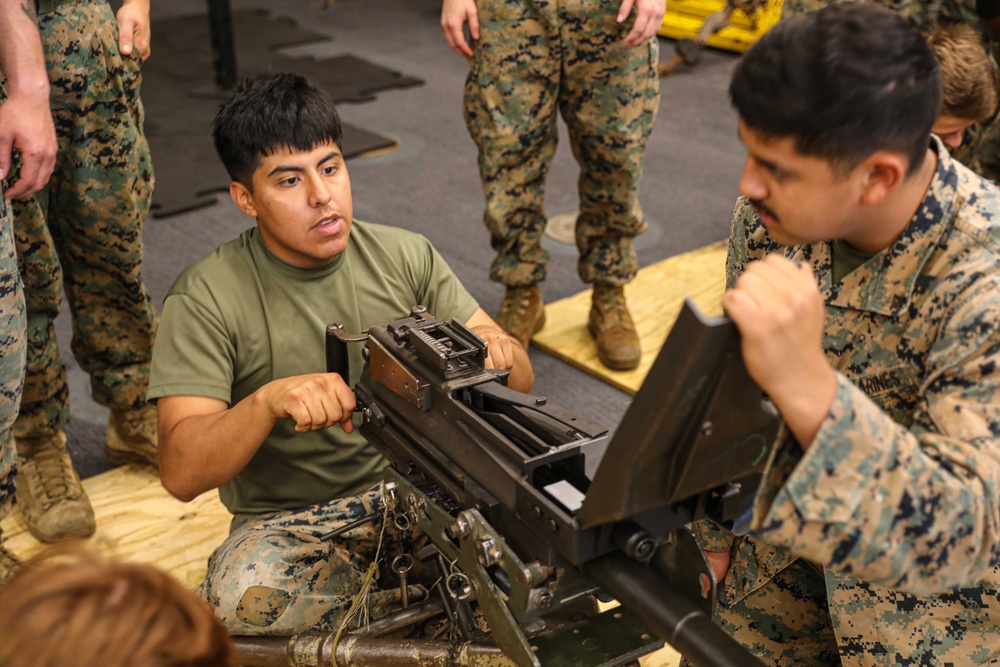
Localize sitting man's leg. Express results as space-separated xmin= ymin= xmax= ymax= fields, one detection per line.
xmin=202 ymin=486 xmax=408 ymax=635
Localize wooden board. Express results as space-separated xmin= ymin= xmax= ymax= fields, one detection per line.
xmin=658 ymin=0 xmax=783 ymax=53
xmin=0 ymin=468 xmax=683 ymax=665
xmin=0 ymin=465 xmax=231 ymax=590
xmin=532 ymin=241 xmax=728 ymax=395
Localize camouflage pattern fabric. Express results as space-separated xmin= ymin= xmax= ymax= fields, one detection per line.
xmin=781 ymin=0 xmax=979 ymax=27
xmin=0 ymin=166 xmax=27 ymax=523
xmin=11 ymin=0 xmax=157 ymax=438
xmin=201 ymin=485 xmax=416 ymax=635
xmin=954 ymin=115 xmax=1000 ymax=183
xmin=463 ymin=0 xmax=660 ymax=288
xmin=696 ymin=141 xmax=1000 ymax=664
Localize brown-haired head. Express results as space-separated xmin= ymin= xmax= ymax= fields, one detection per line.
xmin=0 ymin=543 xmax=236 ymax=667
xmin=928 ymin=23 xmax=1000 ymax=123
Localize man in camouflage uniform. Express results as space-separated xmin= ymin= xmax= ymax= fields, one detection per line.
xmin=441 ymin=0 xmax=663 ymax=371
xmin=147 ymin=74 xmax=533 ymax=634
xmin=10 ymin=0 xmax=159 ymax=544
xmin=693 ymin=5 xmax=1000 ymax=664
xmin=0 ymin=0 xmax=57 ymax=581
xmin=779 ymin=0 xmax=1000 ymax=185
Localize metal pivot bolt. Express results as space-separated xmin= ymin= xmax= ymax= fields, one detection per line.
xmin=447 ymin=515 xmax=471 ymax=540
xmin=475 ymin=537 xmax=501 ymax=568
xmin=530 ymin=587 xmax=554 ymax=610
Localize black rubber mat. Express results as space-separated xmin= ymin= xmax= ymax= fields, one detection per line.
xmin=143 ymin=9 xmax=421 ymax=217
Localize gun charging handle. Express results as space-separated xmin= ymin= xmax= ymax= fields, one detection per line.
xmin=325 ymin=323 xmax=369 ymax=380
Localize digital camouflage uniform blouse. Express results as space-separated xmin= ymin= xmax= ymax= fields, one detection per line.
xmin=703 ymin=141 xmax=1000 ymax=663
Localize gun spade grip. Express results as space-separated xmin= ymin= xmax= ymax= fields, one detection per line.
xmin=326 ymin=323 xmax=349 ymax=379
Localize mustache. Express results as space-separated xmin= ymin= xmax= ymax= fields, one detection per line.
xmin=748 ymin=198 xmax=778 ymax=223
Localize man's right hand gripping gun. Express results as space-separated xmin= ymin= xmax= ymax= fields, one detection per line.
xmin=325 ymin=302 xmax=780 ymax=667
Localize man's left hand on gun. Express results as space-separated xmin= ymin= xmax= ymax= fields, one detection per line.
xmin=471 ymin=323 xmax=518 ymax=372
xmin=619 ymin=0 xmax=666 ymax=46
xmin=116 ymin=0 xmax=152 ymax=60
xmin=721 ymin=254 xmax=838 ymax=449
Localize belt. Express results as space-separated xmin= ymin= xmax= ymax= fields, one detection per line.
xmin=35 ymin=0 xmax=82 ymax=15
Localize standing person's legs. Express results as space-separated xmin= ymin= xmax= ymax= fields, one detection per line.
xmin=463 ymin=0 xmax=560 ymax=349
xmin=559 ymin=0 xmax=659 ymax=370
xmin=0 ymin=186 xmax=27 ymax=582
xmin=11 ymin=0 xmax=157 ymax=544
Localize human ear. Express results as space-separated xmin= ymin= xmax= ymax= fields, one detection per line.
xmin=229 ymin=182 xmax=258 ymax=218
xmin=858 ymin=152 xmax=905 ymax=205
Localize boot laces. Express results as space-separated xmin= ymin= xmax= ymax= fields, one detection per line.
xmin=500 ymin=287 xmax=536 ymax=320
xmin=594 ymin=286 xmax=631 ymax=327
xmin=27 ymin=441 xmax=77 ymax=507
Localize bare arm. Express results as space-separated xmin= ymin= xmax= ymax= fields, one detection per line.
xmin=0 ymin=0 xmax=56 ymax=198
xmin=466 ymin=306 xmax=535 ymax=393
xmin=158 ymin=373 xmax=356 ymax=501
xmin=116 ymin=0 xmax=151 ymax=60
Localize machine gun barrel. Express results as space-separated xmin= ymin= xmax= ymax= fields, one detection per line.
xmin=583 ymin=552 xmax=764 ymax=667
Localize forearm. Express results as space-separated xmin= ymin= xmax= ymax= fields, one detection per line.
xmin=0 ymin=0 xmax=49 ymax=96
xmin=159 ymin=393 xmax=277 ymax=502
xmin=754 ymin=375 xmax=1000 ymax=593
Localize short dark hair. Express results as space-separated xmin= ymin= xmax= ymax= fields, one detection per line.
xmin=730 ymin=2 xmax=942 ymax=177
xmin=212 ymin=73 xmax=344 ymax=187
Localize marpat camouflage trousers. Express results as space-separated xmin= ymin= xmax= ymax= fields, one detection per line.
xmin=200 ymin=486 xmax=415 ymax=636
xmin=463 ymin=0 xmax=660 ymax=287
xmin=12 ymin=0 xmax=157 ymax=438
xmin=0 ymin=189 xmax=26 ymax=523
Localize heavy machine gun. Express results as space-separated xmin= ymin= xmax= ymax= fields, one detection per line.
xmin=235 ymin=301 xmax=779 ymax=667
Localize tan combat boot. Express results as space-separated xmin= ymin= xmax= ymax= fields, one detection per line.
xmin=588 ymin=284 xmax=641 ymax=371
xmin=105 ymin=403 xmax=158 ymax=468
xmin=496 ymin=285 xmax=546 ymax=350
xmin=15 ymin=431 xmax=96 ymax=543
xmin=0 ymin=533 xmax=21 ymax=584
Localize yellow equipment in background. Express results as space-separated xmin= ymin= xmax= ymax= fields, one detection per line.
xmin=658 ymin=0 xmax=783 ymax=53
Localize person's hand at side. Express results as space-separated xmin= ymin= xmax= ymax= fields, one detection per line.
xmin=618 ymin=0 xmax=667 ymax=47
xmin=722 ymin=254 xmax=838 ymax=449
xmin=117 ymin=0 xmax=152 ymax=60
xmin=0 ymin=0 xmax=56 ymax=199
xmin=442 ymin=0 xmax=480 ymax=58
xmin=0 ymin=86 xmax=55 ymax=199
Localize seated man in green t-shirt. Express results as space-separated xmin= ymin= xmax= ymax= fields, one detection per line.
xmin=147 ymin=73 xmax=533 ymax=635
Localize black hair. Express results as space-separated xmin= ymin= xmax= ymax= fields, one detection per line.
xmin=730 ymin=2 xmax=942 ymax=177
xmin=212 ymin=73 xmax=344 ymax=187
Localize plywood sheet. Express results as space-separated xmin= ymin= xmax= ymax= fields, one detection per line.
xmin=0 ymin=465 xmax=230 ymax=590
xmin=532 ymin=241 xmax=728 ymax=395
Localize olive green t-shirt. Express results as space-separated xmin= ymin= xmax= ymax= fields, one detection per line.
xmin=831 ymin=238 xmax=879 ymax=283
xmin=147 ymin=221 xmax=479 ymax=514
